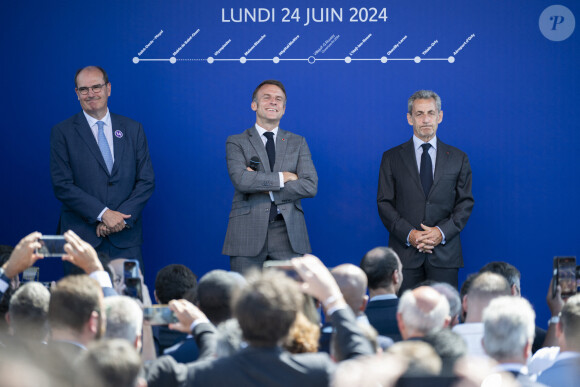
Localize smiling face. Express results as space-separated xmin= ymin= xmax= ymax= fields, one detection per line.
xmin=251 ymin=84 xmax=286 ymax=129
xmin=75 ymin=67 xmax=111 ymax=120
xmin=407 ymin=98 xmax=443 ymax=142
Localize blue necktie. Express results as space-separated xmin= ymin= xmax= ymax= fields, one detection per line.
xmin=420 ymin=143 xmax=433 ymax=197
xmin=263 ymin=132 xmax=278 ymax=222
xmin=97 ymin=121 xmax=113 ymax=173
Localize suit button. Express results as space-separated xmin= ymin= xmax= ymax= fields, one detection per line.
xmin=108 ymin=182 xmax=113 ymax=186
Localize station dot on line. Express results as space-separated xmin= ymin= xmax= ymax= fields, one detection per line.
xmin=240 ymin=57 xmax=247 ymax=64
xmin=273 ymin=57 xmax=280 ymax=64
xmin=207 ymin=57 xmax=214 ymax=64
xmin=345 ymin=57 xmax=352 ymax=63
xmin=381 ymin=56 xmax=387 ymax=63
xmin=448 ymin=56 xmax=455 ymax=63
xmin=169 ymin=57 xmax=177 ymax=64
xmin=414 ymin=56 xmax=421 ymax=63
xmin=132 ymin=57 xmax=139 ymax=64
xmin=307 ymin=56 xmax=316 ymax=64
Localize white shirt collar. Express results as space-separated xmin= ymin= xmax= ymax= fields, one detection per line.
xmin=413 ymin=134 xmax=437 ymax=151
xmin=83 ymin=108 xmax=111 ymax=128
xmin=255 ymin=123 xmax=278 ymax=138
xmin=369 ymin=294 xmax=398 ymax=302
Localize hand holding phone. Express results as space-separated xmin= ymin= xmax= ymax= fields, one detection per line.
xmin=143 ymin=305 xmax=178 ymax=325
xmin=35 ymin=236 xmax=66 ymax=257
xmin=554 ymin=256 xmax=577 ymax=299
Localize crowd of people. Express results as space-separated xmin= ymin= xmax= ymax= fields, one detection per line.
xmin=0 ymin=231 xmax=578 ymax=387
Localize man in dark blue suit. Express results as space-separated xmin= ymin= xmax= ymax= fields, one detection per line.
xmin=360 ymin=247 xmax=403 ymax=342
xmin=50 ymin=66 xmax=155 ymax=270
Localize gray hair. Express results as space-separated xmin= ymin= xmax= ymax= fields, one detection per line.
xmin=398 ymin=288 xmax=450 ymax=336
xmin=9 ymin=282 xmax=50 ymax=340
xmin=103 ymin=296 xmax=143 ymax=343
xmin=215 ymin=318 xmax=244 ymax=358
xmin=432 ymin=282 xmax=461 ymax=321
xmin=482 ymin=296 xmax=535 ymax=360
xmin=408 ymin=90 xmax=441 ymax=114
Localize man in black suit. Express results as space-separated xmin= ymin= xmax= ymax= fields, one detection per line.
xmin=360 ymin=247 xmax=403 ymax=342
xmin=377 ymin=90 xmax=474 ymax=292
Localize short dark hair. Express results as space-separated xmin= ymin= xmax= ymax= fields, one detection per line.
xmin=49 ymin=275 xmax=102 ymax=333
xmin=233 ymin=270 xmax=302 ymax=347
xmin=479 ymin=261 xmax=521 ymax=290
xmin=74 ymin=66 xmax=109 ymax=87
xmin=252 ymin=80 xmax=287 ymax=102
xmin=360 ymin=247 xmax=400 ymax=290
xmin=154 ymin=264 xmax=197 ymax=304
xmin=197 ymin=270 xmax=242 ymax=325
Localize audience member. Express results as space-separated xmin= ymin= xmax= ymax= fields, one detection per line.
xmin=360 ymin=247 xmax=404 ymax=341
xmin=422 ymin=328 xmax=467 ymax=376
xmin=482 ymin=296 xmax=543 ymax=386
xmin=284 ymin=312 xmax=320 ymax=354
xmin=75 ymin=339 xmax=146 ymax=387
xmin=397 ymin=286 xmax=450 ymax=340
xmin=452 ymin=272 xmax=511 ymax=357
xmin=479 ymin=261 xmax=547 ymax=352
xmin=537 ymin=294 xmax=580 ymax=386
xmin=196 ymin=269 xmax=244 ymax=325
xmin=431 ymin=282 xmax=461 ymax=327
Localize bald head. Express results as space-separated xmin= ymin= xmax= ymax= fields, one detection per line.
xmin=397 ymin=286 xmax=450 ymax=339
xmin=331 ymin=264 xmax=368 ymax=315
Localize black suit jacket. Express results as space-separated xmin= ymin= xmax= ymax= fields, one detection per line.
xmin=377 ymin=138 xmax=474 ymax=268
xmin=50 ymin=111 xmax=155 ymax=249
xmin=365 ymin=298 xmax=402 ymax=342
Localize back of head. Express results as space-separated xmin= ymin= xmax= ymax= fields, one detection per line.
xmin=9 ymin=282 xmax=50 ymax=340
xmin=104 ymin=296 xmax=143 ymax=345
xmin=398 ymin=286 xmax=450 ymax=338
xmin=75 ymin=339 xmax=143 ymax=387
xmin=360 ymin=247 xmax=401 ymax=291
xmin=197 ymin=270 xmax=242 ymax=325
xmin=431 ymin=282 xmax=461 ymax=325
xmin=465 ymin=272 xmax=511 ymax=321
xmin=331 ymin=264 xmax=368 ymax=314
xmin=233 ymin=269 xmax=303 ymax=347
xmin=482 ymin=296 xmax=535 ymax=361
xmin=561 ymin=294 xmax=580 ymax=350
xmin=155 ymin=264 xmax=197 ymax=304
xmin=387 ymin=340 xmax=442 ymax=376
xmin=49 ymin=275 xmax=102 ymax=333
xmin=479 ymin=261 xmax=521 ymax=295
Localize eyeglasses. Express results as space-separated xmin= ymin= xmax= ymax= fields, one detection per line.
xmin=77 ymin=83 xmax=107 ymax=95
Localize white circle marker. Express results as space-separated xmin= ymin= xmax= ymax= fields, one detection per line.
xmin=132 ymin=57 xmax=139 ymax=64
xmin=169 ymin=57 xmax=177 ymax=64
xmin=345 ymin=57 xmax=352 ymax=63
xmin=240 ymin=57 xmax=247 ymax=64
xmin=448 ymin=56 xmax=455 ymax=63
xmin=381 ymin=56 xmax=387 ymax=63
xmin=273 ymin=57 xmax=280 ymax=64
xmin=307 ymin=56 xmax=316 ymax=64
xmin=207 ymin=57 xmax=214 ymax=64
xmin=414 ymin=56 xmax=421 ymax=63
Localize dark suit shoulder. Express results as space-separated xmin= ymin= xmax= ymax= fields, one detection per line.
xmin=436 ymin=139 xmax=468 ymax=157
xmin=382 ymin=138 xmax=413 ymax=157
xmin=366 ymin=298 xmax=399 ymax=309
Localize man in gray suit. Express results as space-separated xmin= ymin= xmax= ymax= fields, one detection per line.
xmin=223 ymin=80 xmax=318 ymax=273
xmin=377 ymin=90 xmax=474 ymax=292
xmin=537 ymin=294 xmax=580 ymax=386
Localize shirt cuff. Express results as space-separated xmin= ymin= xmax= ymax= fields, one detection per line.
xmin=0 ymin=278 xmax=9 ymax=293
xmin=327 ymin=305 xmax=347 ymax=317
xmin=97 ymin=207 xmax=109 ymax=222
xmin=406 ymin=231 xmax=412 ymax=246
xmin=189 ymin=318 xmax=211 ymax=332
xmin=279 ymin=172 xmax=284 ymax=188
xmin=89 ymin=270 xmax=113 ymax=288
xmin=436 ymin=226 xmax=446 ymax=244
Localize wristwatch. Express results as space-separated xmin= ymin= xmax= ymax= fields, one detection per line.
xmin=548 ymin=316 xmax=560 ymax=325
xmin=0 ymin=267 xmax=10 ymax=283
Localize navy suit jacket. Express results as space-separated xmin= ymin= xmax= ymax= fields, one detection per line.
xmin=365 ymin=298 xmax=402 ymax=342
xmin=377 ymin=138 xmax=474 ymax=269
xmin=50 ymin=111 xmax=155 ymax=249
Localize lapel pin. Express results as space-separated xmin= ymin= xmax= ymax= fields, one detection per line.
xmin=115 ymin=130 xmax=123 ymax=138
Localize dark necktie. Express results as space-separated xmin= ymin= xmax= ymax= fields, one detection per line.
xmin=263 ymin=132 xmax=278 ymax=221
xmin=420 ymin=143 xmax=433 ymax=197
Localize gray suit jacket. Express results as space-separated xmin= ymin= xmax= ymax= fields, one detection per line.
xmin=222 ymin=126 xmax=318 ymax=256
xmin=377 ymin=138 xmax=474 ymax=269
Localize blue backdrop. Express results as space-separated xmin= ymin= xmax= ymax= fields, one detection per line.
xmin=1 ymin=0 xmax=578 ymax=326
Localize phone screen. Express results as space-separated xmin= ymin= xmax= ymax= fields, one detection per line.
xmin=36 ymin=236 xmax=66 ymax=257
xmin=124 ymin=260 xmax=142 ymax=301
xmin=143 ymin=306 xmax=178 ymax=325
xmin=556 ymin=256 xmax=577 ymax=298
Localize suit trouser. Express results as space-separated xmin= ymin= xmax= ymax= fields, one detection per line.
xmin=398 ymin=258 xmax=458 ymax=295
xmin=230 ymin=218 xmax=299 ymax=274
